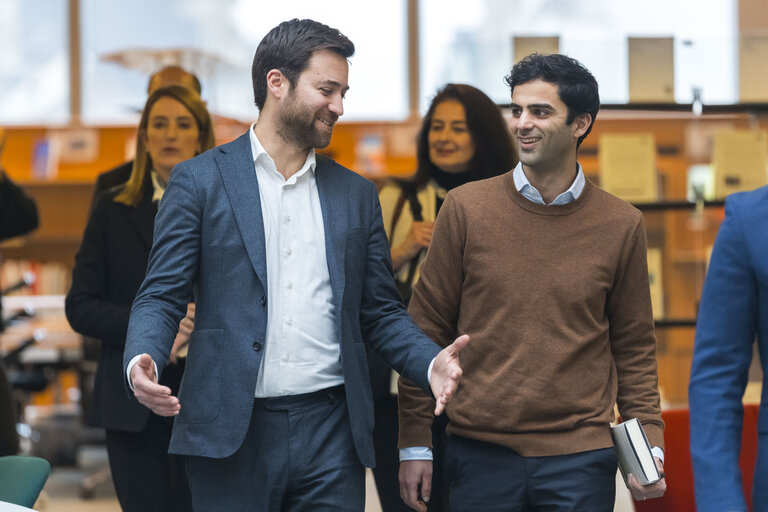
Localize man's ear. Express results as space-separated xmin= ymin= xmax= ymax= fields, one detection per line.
xmin=572 ymin=113 xmax=592 ymax=139
xmin=266 ymin=69 xmax=288 ymax=100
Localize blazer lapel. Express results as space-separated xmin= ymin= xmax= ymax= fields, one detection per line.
xmin=216 ymin=132 xmax=269 ymax=293
xmin=315 ymin=155 xmax=348 ymax=306
xmin=125 ymin=177 xmax=155 ymax=251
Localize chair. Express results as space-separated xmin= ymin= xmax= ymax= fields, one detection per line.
xmin=0 ymin=455 xmax=51 ymax=508
xmin=632 ymin=405 xmax=759 ymax=512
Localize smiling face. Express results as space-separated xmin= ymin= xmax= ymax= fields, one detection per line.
xmin=509 ymin=79 xmax=589 ymax=175
xmin=427 ymin=100 xmax=476 ymax=174
xmin=276 ymin=49 xmax=349 ymax=150
xmin=142 ymin=96 xmax=201 ymax=183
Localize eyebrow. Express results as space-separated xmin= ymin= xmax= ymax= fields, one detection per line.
xmin=509 ymin=102 xmax=553 ymax=110
xmin=431 ymin=119 xmax=468 ymax=125
xmin=149 ymin=114 xmax=194 ymax=120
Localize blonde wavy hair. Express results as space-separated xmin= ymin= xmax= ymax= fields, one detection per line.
xmin=114 ymin=85 xmax=215 ymax=206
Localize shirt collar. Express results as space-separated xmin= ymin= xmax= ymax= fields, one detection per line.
xmin=248 ymin=122 xmax=316 ymax=182
xmin=512 ymin=162 xmax=585 ymax=206
xmin=150 ymin=170 xmax=166 ymax=203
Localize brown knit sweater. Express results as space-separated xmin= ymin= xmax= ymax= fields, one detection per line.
xmin=398 ymin=172 xmax=664 ymax=456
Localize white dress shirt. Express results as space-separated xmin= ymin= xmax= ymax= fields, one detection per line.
xmin=248 ymin=125 xmax=343 ymax=397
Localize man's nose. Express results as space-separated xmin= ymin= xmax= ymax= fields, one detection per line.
xmin=329 ymin=94 xmax=344 ymax=117
xmin=516 ymin=111 xmax=534 ymax=130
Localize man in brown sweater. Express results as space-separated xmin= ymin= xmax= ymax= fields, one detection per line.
xmin=398 ymin=54 xmax=667 ymax=511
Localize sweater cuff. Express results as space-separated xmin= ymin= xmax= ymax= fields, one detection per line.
xmin=644 ymin=424 xmax=665 ymax=452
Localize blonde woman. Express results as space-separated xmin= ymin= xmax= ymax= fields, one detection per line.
xmin=66 ymin=85 xmax=214 ymax=512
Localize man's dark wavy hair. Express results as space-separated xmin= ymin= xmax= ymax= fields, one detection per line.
xmin=505 ymin=53 xmax=600 ymax=147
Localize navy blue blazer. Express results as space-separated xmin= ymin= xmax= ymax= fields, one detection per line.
xmin=124 ymin=132 xmax=440 ymax=466
xmin=689 ymin=185 xmax=768 ymax=511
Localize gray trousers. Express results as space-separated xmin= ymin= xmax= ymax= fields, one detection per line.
xmin=185 ymin=385 xmax=364 ymax=512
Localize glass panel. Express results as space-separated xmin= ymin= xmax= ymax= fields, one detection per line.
xmin=81 ymin=0 xmax=408 ymax=123
xmin=419 ymin=0 xmax=737 ymax=110
xmin=0 ymin=0 xmax=69 ymax=125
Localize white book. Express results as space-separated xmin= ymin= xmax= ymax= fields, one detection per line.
xmin=611 ymin=418 xmax=661 ymax=486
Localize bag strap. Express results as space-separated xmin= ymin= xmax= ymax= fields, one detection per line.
xmin=390 ymin=187 xmax=424 ymax=285
xmin=389 ymin=190 xmax=408 ymax=248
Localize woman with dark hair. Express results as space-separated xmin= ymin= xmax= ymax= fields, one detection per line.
xmin=66 ymin=85 xmax=215 ymax=512
xmin=370 ymin=83 xmax=516 ymax=511
xmin=383 ymin=83 xmax=516 ymax=299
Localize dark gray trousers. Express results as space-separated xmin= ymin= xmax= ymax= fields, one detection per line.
xmin=445 ymin=435 xmax=618 ymax=512
xmin=185 ymin=385 xmax=364 ymax=512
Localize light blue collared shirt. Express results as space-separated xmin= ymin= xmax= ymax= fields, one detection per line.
xmin=512 ymin=161 xmax=585 ymax=205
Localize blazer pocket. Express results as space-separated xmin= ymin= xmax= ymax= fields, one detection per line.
xmin=176 ymin=328 xmax=223 ymax=424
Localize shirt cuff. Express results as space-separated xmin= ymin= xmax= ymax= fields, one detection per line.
xmin=651 ymin=446 xmax=664 ymax=464
xmin=126 ymin=354 xmax=158 ymax=392
xmin=400 ymin=446 xmax=433 ymax=462
xmin=427 ymin=358 xmax=435 ymax=384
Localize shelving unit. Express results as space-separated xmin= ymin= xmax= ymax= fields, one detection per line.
xmin=579 ymin=105 xmax=768 ymax=405
xmin=2 ymin=108 xmax=767 ymax=405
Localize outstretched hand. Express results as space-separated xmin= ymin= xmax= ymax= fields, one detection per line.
xmin=130 ymin=353 xmax=180 ymax=417
xmin=429 ymin=334 xmax=469 ymax=415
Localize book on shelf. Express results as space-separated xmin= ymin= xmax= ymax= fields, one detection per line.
xmin=598 ymin=133 xmax=658 ymax=203
xmin=611 ymin=417 xmax=661 ymax=486
xmin=0 ymin=259 xmax=70 ymax=295
xmin=647 ymin=248 xmax=664 ymax=320
xmin=711 ymin=129 xmax=768 ymax=198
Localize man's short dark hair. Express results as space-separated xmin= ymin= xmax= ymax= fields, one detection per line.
xmin=251 ymin=19 xmax=355 ymax=110
xmin=505 ymin=53 xmax=600 ymax=147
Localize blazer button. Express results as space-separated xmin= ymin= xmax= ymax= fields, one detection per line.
xmin=260 ymin=296 xmax=267 ymax=306
xmin=252 ymin=341 xmax=263 ymax=351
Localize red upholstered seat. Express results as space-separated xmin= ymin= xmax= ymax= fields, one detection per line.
xmin=631 ymin=404 xmax=759 ymax=512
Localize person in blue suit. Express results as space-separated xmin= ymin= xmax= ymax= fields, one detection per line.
xmin=689 ymin=184 xmax=768 ymax=512
xmin=123 ymin=18 xmax=468 ymax=512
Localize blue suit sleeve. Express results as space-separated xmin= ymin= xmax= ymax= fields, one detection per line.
xmin=689 ymin=196 xmax=756 ymax=512
xmin=358 ymin=182 xmax=439 ymax=393
xmin=123 ymin=162 xmax=201 ymax=376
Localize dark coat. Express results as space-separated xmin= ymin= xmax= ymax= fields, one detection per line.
xmin=66 ymin=175 xmax=182 ymax=431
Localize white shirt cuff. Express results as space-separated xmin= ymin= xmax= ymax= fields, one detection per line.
xmin=400 ymin=446 xmax=433 ymax=462
xmin=427 ymin=358 xmax=435 ymax=384
xmin=126 ymin=354 xmax=158 ymax=391
xmin=651 ymin=446 xmax=664 ymax=464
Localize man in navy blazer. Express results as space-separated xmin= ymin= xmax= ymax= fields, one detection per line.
xmin=123 ymin=19 xmax=467 ymax=512
xmin=689 ymin=184 xmax=768 ymax=512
